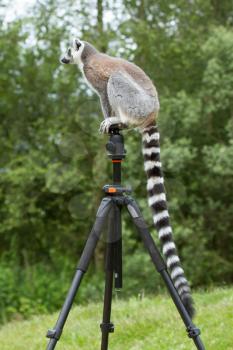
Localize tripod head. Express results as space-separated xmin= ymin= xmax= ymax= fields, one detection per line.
xmin=105 ymin=124 xmax=127 ymax=160
xmin=104 ymin=123 xmax=127 ymax=186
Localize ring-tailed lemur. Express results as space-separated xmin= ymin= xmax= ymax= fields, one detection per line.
xmin=61 ymin=39 xmax=195 ymax=318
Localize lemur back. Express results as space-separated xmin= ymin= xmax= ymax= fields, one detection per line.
xmin=61 ymin=39 xmax=195 ymax=318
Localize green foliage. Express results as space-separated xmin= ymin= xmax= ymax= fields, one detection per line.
xmin=0 ymin=0 xmax=233 ymax=323
xmin=0 ymin=255 xmax=104 ymax=323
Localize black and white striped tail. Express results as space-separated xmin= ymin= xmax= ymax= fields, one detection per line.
xmin=141 ymin=123 xmax=195 ymax=318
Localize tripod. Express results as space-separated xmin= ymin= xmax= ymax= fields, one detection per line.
xmin=45 ymin=127 xmax=206 ymax=350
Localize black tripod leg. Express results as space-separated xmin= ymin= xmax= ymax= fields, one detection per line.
xmin=112 ymin=203 xmax=122 ymax=289
xmin=46 ymin=197 xmax=112 ymax=350
xmin=100 ymin=242 xmax=115 ymax=350
xmin=126 ymin=198 xmax=206 ymax=350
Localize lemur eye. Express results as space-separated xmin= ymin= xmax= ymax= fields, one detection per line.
xmin=68 ymin=48 xmax=71 ymax=56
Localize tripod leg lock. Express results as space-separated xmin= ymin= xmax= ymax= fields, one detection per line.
xmin=100 ymin=322 xmax=115 ymax=333
xmin=46 ymin=327 xmax=63 ymax=340
xmin=187 ymin=325 xmax=201 ymax=338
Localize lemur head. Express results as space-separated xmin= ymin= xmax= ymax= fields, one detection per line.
xmin=60 ymin=39 xmax=98 ymax=67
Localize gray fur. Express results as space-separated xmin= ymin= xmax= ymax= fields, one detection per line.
xmin=99 ymin=92 xmax=113 ymax=119
xmin=107 ymin=71 xmax=159 ymax=122
xmin=81 ymin=41 xmax=99 ymax=63
xmin=61 ymin=39 xmax=159 ymax=128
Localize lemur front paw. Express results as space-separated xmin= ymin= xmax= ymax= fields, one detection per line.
xmin=99 ymin=119 xmax=113 ymax=134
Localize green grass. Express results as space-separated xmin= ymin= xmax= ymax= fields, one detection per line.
xmin=0 ymin=287 xmax=232 ymax=350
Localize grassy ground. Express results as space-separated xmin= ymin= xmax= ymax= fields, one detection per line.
xmin=0 ymin=287 xmax=232 ymax=350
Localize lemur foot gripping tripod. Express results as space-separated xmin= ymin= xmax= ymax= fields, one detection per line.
xmin=45 ymin=126 xmax=206 ymax=350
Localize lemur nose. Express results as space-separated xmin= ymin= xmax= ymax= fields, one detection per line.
xmin=60 ymin=57 xmax=70 ymax=64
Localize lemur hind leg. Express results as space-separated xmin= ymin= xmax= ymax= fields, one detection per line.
xmin=99 ymin=117 xmax=122 ymax=133
xmin=99 ymin=71 xmax=158 ymax=133
xmin=107 ymin=71 xmax=158 ymax=128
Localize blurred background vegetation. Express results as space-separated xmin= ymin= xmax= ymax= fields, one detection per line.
xmin=0 ymin=0 xmax=233 ymax=323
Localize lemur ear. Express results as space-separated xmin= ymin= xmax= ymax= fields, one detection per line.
xmin=74 ymin=39 xmax=82 ymax=50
